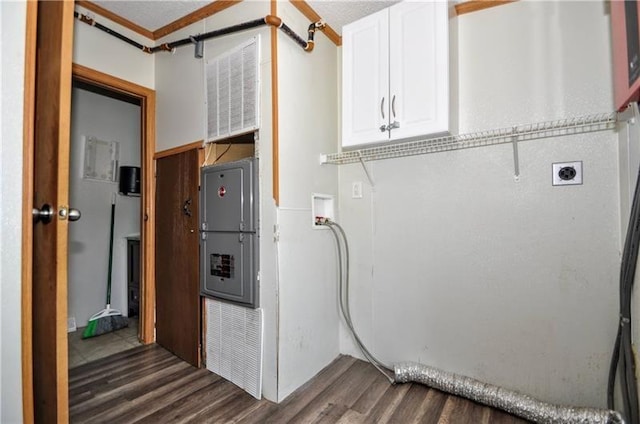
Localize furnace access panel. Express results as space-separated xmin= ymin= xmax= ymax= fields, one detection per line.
xmin=200 ymin=158 xmax=259 ymax=308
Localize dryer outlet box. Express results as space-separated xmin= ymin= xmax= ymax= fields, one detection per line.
xmin=552 ymin=161 xmax=583 ymax=186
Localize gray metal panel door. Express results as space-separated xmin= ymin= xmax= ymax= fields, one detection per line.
xmin=201 ymin=159 xmax=255 ymax=232
xmin=201 ymin=232 xmax=258 ymax=307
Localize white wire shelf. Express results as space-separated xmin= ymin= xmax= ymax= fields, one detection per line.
xmin=321 ymin=112 xmax=618 ymax=165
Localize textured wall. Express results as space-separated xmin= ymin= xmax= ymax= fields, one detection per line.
xmin=74 ymin=5 xmax=155 ymax=89
xmin=1 ymin=1 xmax=26 ymax=422
xmin=275 ymin=1 xmax=340 ymax=401
xmin=337 ymin=1 xmax=618 ymax=408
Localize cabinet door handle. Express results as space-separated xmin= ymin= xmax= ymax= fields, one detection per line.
xmin=380 ymin=97 xmax=385 ymax=120
xmin=391 ymin=95 xmax=396 ymax=118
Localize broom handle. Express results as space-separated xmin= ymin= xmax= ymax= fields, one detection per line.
xmin=107 ymin=194 xmax=116 ymax=305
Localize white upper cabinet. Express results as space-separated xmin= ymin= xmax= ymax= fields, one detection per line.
xmin=342 ymin=1 xmax=451 ymax=148
xmin=342 ymin=8 xmax=390 ymax=146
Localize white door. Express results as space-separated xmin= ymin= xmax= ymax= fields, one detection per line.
xmin=389 ymin=1 xmax=449 ymax=141
xmin=342 ymin=8 xmax=389 ymax=147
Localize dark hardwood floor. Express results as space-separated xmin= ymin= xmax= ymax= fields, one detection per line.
xmin=69 ymin=344 xmax=531 ymax=423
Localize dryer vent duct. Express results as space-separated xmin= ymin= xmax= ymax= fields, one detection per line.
xmin=395 ymin=362 xmax=624 ymax=424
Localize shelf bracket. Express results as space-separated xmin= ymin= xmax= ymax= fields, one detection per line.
xmin=358 ymin=152 xmax=375 ymax=188
xmin=511 ymin=126 xmax=520 ymax=182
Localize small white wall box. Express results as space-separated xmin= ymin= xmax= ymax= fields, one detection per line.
xmin=312 ymin=194 xmax=335 ymax=228
xmin=83 ymin=136 xmax=119 ymax=182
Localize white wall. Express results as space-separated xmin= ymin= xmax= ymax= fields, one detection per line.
xmin=275 ymin=2 xmax=340 ymax=401
xmin=0 ymin=1 xmax=25 ymax=422
xmin=153 ymin=2 xmax=280 ymax=401
xmin=338 ymin=1 xmax=619 ymax=409
xmin=68 ymin=88 xmax=141 ymax=327
xmin=74 ymin=5 xmax=155 ymax=89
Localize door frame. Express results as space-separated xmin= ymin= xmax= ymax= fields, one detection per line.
xmin=21 ymin=35 xmax=157 ymax=420
xmin=70 ymin=63 xmax=156 ymax=346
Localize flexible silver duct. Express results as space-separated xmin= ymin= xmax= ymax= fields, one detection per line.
xmin=395 ymin=362 xmax=624 ymax=424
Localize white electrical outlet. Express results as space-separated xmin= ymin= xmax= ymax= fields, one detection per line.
xmin=352 ymin=182 xmax=363 ymax=199
xmin=552 ymin=161 xmax=583 ymax=186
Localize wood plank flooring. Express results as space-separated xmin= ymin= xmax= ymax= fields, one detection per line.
xmin=69 ymin=344 xmax=531 ymax=423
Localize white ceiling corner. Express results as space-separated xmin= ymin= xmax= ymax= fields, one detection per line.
xmin=307 ymin=1 xmax=400 ymax=32
xmin=92 ymin=1 xmax=209 ymax=32
xmin=88 ymin=0 xmax=402 ymax=37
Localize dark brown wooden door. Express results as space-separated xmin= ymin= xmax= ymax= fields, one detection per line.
xmin=155 ymin=149 xmax=201 ymax=367
xmin=30 ymin=1 xmax=74 ymax=422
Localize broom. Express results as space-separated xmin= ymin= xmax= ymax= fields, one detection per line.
xmin=82 ymin=194 xmax=128 ymax=338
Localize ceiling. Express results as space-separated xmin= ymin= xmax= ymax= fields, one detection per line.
xmin=92 ymin=0 xmax=401 ymax=36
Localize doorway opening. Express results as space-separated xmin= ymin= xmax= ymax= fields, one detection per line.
xmin=67 ymin=78 xmax=143 ymax=367
xmin=69 ymin=64 xmax=155 ymax=344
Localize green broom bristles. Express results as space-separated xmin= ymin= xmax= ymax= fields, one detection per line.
xmin=82 ymin=315 xmax=129 ymax=339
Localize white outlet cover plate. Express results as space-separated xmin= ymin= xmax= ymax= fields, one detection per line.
xmin=352 ymin=181 xmax=363 ymax=199
xmin=552 ymin=161 xmax=583 ymax=186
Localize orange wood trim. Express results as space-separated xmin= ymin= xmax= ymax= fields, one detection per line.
xmin=21 ymin=2 xmax=37 ymax=422
xmin=271 ymin=0 xmax=280 ymax=206
xmin=72 ymin=64 xmax=154 ymax=98
xmin=198 ymin=145 xmax=205 ymax=170
xmin=155 ymin=140 xmax=204 ymax=159
xmin=455 ymin=0 xmax=517 ymax=16
xmin=153 ymin=0 xmax=242 ymax=40
xmin=57 ymin=3 xmax=75 ymax=421
xmin=141 ymin=91 xmax=156 ymax=344
xmin=289 ymin=0 xmax=341 ymax=47
xmin=76 ymin=1 xmax=154 ymax=40
xmin=72 ymin=63 xmax=156 ymax=345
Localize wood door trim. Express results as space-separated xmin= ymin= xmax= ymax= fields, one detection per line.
xmin=153 ymin=0 xmax=242 ymax=40
xmin=75 ymin=1 xmax=154 ymax=40
xmin=455 ymin=0 xmax=516 ymax=16
xmin=71 ymin=64 xmax=156 ymax=344
xmin=141 ymin=91 xmax=157 ymax=344
xmin=271 ymin=0 xmax=279 ymax=206
xmin=21 ymin=2 xmax=37 ymax=422
xmin=155 ymin=140 xmax=203 ymax=160
xmin=289 ymin=1 xmax=341 ymax=46
xmin=72 ymin=64 xmax=154 ymax=99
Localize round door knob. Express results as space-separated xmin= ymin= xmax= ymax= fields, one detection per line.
xmin=58 ymin=206 xmax=81 ymax=222
xmin=68 ymin=208 xmax=81 ymax=222
xmin=32 ymin=204 xmax=54 ymax=224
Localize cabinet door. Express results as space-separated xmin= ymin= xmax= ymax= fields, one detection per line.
xmin=342 ymin=8 xmax=389 ymax=147
xmin=389 ymin=1 xmax=449 ymax=140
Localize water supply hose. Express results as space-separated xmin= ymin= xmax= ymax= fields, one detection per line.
xmin=321 ymin=220 xmax=395 ymax=383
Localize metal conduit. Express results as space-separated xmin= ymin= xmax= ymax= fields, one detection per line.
xmin=73 ymin=11 xmax=324 ymax=55
xmin=74 ymin=12 xmax=151 ymax=52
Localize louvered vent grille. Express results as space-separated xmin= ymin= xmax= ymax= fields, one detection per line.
xmin=205 ymin=298 xmax=263 ymax=400
xmin=206 ymin=36 xmax=260 ymax=142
